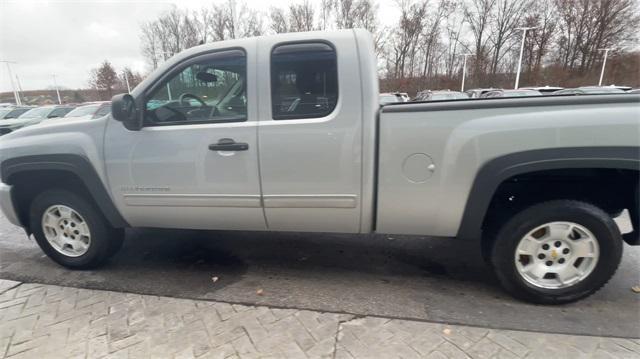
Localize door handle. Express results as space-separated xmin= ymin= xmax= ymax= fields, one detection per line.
xmin=208 ymin=138 xmax=249 ymax=151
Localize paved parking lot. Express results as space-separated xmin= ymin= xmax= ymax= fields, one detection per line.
xmin=1 ymin=280 xmax=639 ymax=358
xmin=0 ymin=212 xmax=639 ymax=341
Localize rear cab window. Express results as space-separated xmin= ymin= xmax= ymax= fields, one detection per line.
xmin=270 ymin=42 xmax=338 ymax=120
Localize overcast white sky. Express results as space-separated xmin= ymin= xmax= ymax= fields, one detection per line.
xmin=0 ymin=0 xmax=400 ymax=92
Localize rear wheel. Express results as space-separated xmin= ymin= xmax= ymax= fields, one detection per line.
xmin=30 ymin=189 xmax=124 ymax=269
xmin=491 ymin=200 xmax=622 ymax=304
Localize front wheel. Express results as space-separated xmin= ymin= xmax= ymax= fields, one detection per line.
xmin=30 ymin=189 xmax=124 ymax=269
xmin=491 ymin=200 xmax=623 ymax=304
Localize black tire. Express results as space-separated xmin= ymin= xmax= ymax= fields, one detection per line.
xmin=491 ymin=200 xmax=623 ymax=304
xmin=30 ymin=189 xmax=124 ymax=269
xmin=106 ymin=229 xmax=125 ymax=258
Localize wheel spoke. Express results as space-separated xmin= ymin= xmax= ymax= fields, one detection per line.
xmin=517 ymin=236 xmax=539 ymax=255
xmin=78 ymin=223 xmax=91 ymax=237
xmin=547 ymin=223 xmax=572 ymax=240
xmin=52 ymin=235 xmax=65 ymax=249
xmin=523 ymin=263 xmax=548 ymax=280
xmin=71 ymin=240 xmax=88 ymax=254
xmin=571 ymin=239 xmax=596 ymax=258
xmin=556 ymin=264 xmax=580 ymax=284
xmin=43 ymin=212 xmax=59 ymax=229
xmin=58 ymin=206 xmax=72 ymax=219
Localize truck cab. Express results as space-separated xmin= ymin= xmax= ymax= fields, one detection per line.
xmin=104 ymin=30 xmax=378 ymax=234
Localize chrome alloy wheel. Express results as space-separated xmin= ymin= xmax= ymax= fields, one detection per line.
xmin=41 ymin=205 xmax=91 ymax=257
xmin=515 ymin=221 xmax=599 ymax=289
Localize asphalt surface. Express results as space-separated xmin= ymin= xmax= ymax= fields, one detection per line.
xmin=0 ymin=213 xmax=638 ymax=338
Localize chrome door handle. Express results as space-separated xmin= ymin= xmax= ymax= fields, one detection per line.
xmin=208 ymin=138 xmax=249 ymax=151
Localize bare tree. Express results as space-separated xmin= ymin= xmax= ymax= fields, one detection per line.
xmin=334 ymin=0 xmax=378 ymax=30
xmin=520 ymin=0 xmax=556 ymax=84
xmin=140 ymin=22 xmax=160 ymax=69
xmin=319 ymin=0 xmax=334 ymax=30
xmin=334 ymin=0 xmax=356 ymax=28
xmin=270 ymin=7 xmax=289 ymax=33
xmin=555 ymin=0 xmax=638 ymax=74
xmin=488 ymin=0 xmax=531 ymax=76
xmin=289 ymin=1 xmax=315 ymax=32
xmin=419 ymin=0 xmax=453 ymax=79
xmin=464 ymin=0 xmax=496 ymax=85
xmin=136 ymin=0 xmax=640 ymax=91
xmin=225 ymin=0 xmax=264 ymax=38
xmin=119 ymin=67 xmax=144 ymax=91
xmin=389 ymin=0 xmax=429 ymax=78
xmin=442 ymin=2 xmax=468 ymax=78
xmin=139 ymin=7 xmax=209 ymax=69
xmin=209 ymin=2 xmax=229 ymax=41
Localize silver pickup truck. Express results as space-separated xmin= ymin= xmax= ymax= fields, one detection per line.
xmin=0 ymin=30 xmax=638 ymax=304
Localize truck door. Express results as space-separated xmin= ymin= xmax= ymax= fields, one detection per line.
xmin=104 ymin=46 xmax=266 ymax=230
xmin=256 ymin=34 xmax=364 ymax=233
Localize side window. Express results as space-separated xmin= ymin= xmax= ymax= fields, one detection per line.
xmin=271 ymin=42 xmax=338 ymax=120
xmin=144 ymin=50 xmax=247 ymax=125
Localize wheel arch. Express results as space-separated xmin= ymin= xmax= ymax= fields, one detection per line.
xmin=1 ymin=154 xmax=128 ymax=232
xmin=457 ymin=147 xmax=640 ymax=244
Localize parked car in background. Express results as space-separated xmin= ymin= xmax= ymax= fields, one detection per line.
xmin=626 ymin=89 xmax=640 ymax=94
xmin=42 ymin=102 xmax=111 ymax=124
xmin=0 ymin=105 xmax=76 ymax=136
xmin=465 ymin=88 xmax=500 ymax=98
xmin=0 ymin=108 xmax=14 ymax=120
xmin=607 ymin=85 xmax=632 ymax=91
xmin=379 ymin=92 xmax=406 ymax=105
xmin=481 ymin=89 xmax=543 ymax=98
xmin=520 ymin=86 xmax=563 ymax=94
xmin=0 ymin=106 xmax=34 ymax=120
xmin=396 ymin=92 xmax=410 ymax=102
xmin=415 ymin=90 xmax=468 ymax=101
xmin=553 ymin=86 xmax=626 ymax=95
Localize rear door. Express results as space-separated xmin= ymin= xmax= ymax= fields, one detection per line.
xmin=256 ymin=33 xmax=364 ymax=233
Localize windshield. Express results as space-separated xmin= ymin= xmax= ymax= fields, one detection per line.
xmin=0 ymin=109 xmax=12 ymax=119
xmin=4 ymin=108 xmax=31 ymax=119
xmin=18 ymin=107 xmax=52 ymax=119
xmin=65 ymin=104 xmax=100 ymax=117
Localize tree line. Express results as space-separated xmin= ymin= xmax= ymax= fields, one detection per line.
xmin=133 ymin=0 xmax=639 ymax=95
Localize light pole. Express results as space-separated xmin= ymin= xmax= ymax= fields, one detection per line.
xmin=15 ymin=75 xmax=24 ymax=105
xmin=514 ymin=27 xmax=537 ymax=89
xmin=460 ymin=54 xmax=472 ymax=92
xmin=0 ymin=60 xmax=21 ymax=105
xmin=52 ymin=74 xmax=62 ymax=104
xmin=124 ymin=72 xmax=131 ymax=93
xmin=597 ymin=48 xmax=614 ymax=86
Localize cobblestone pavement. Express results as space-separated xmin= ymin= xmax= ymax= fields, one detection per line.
xmin=1 ymin=280 xmax=638 ymax=359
